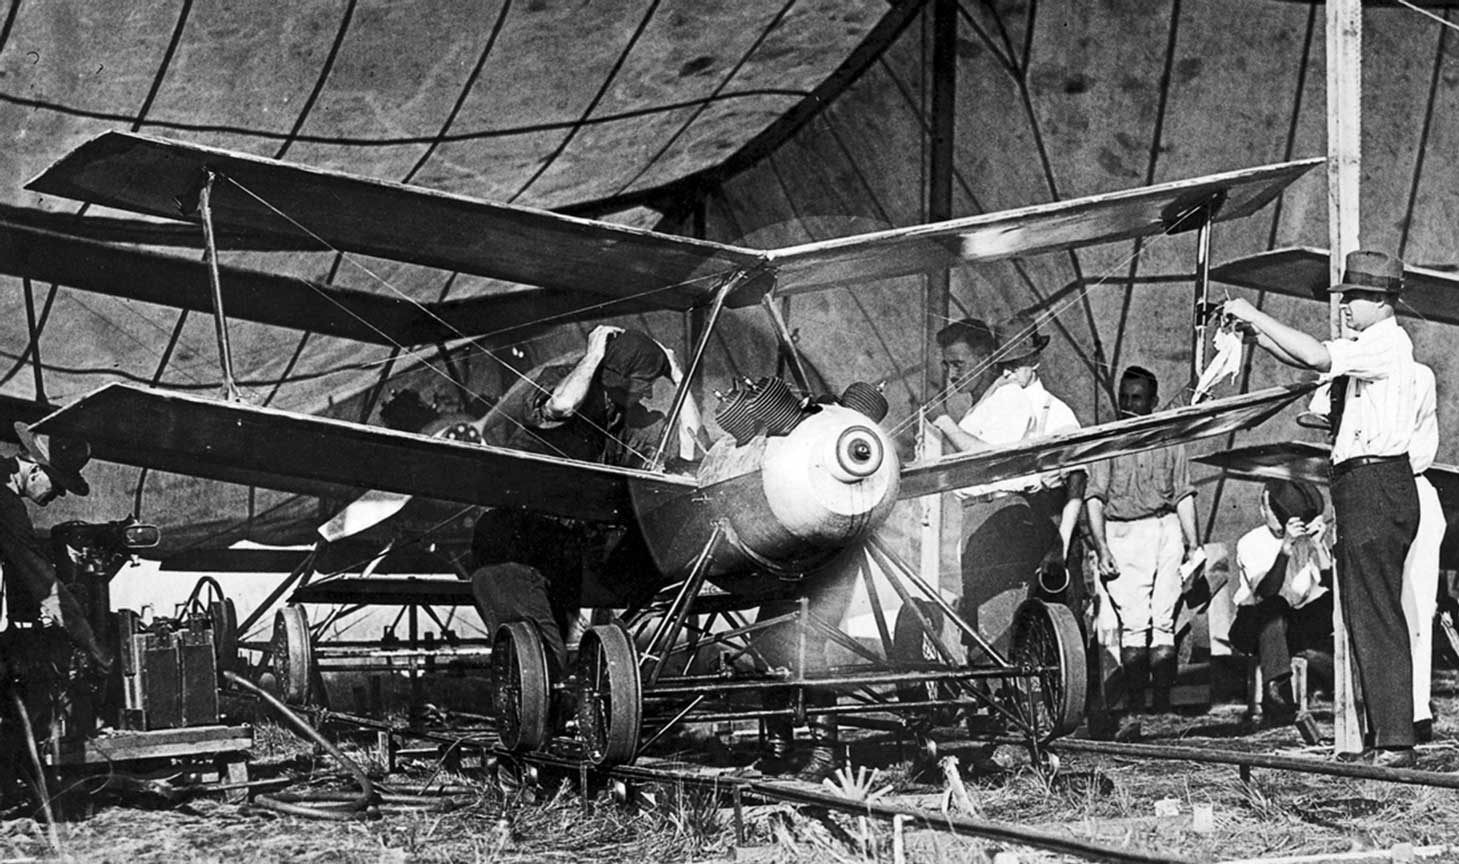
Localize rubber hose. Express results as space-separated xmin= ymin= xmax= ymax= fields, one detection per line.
xmin=223 ymin=671 xmax=375 ymax=820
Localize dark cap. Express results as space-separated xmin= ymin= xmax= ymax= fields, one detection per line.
xmin=1329 ymin=250 xmax=1404 ymax=295
xmin=1263 ymin=478 xmax=1323 ymax=524
xmin=994 ymin=312 xmax=1051 ymax=365
xmin=13 ymin=422 xmax=90 ymax=496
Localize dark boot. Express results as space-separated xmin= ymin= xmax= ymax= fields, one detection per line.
xmin=796 ymin=715 xmax=840 ymax=783
xmin=757 ymin=717 xmax=796 ymax=775
xmin=1120 ymin=646 xmax=1150 ymax=715
xmin=1150 ymin=645 xmax=1178 ymax=714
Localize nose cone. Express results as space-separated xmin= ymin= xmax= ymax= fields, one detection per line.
xmin=759 ymin=405 xmax=900 ymax=546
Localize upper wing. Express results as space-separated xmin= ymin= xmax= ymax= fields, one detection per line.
xmin=0 ymin=221 xmax=649 ymax=347
xmin=26 ymin=131 xmax=771 ymax=310
xmin=31 ymin=383 xmax=696 ymax=523
xmin=1211 ymin=247 xmax=1459 ymax=326
xmin=898 ymin=383 xmax=1316 ymax=499
xmin=768 ymin=159 xmax=1323 ymax=296
xmin=31 ymin=133 xmax=1317 ymax=311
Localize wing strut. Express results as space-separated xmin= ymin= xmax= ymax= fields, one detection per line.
xmin=198 ymin=171 xmax=243 ymax=402
xmin=652 ymin=267 xmax=754 ymax=467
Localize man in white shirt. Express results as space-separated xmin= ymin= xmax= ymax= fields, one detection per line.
xmin=1230 ymin=479 xmax=1334 ymax=719
xmin=1225 ymin=250 xmax=1423 ymax=767
xmin=931 ymin=312 xmax=1085 ymax=654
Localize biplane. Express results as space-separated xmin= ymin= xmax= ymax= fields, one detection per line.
xmin=5 ymin=131 xmax=1324 ymax=767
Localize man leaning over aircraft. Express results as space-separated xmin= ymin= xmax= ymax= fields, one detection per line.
xmin=931 ymin=312 xmax=1086 ymax=656
xmin=471 ymin=326 xmax=702 ymax=674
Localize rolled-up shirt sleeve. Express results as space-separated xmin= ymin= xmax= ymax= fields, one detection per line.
xmin=1325 ymin=321 xmax=1401 ymax=381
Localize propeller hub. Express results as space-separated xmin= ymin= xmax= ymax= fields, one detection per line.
xmin=832 ymin=426 xmax=883 ymax=480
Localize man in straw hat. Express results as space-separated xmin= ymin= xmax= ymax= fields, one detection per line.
xmin=0 ymin=422 xmax=107 ymax=664
xmin=1224 ymin=249 xmax=1424 ymax=767
xmin=931 ymin=311 xmax=1085 ymax=656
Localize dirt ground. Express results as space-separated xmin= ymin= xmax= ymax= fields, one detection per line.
xmin=3 ymin=673 xmax=1459 ymax=863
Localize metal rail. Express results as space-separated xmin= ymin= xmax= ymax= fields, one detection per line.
xmin=1032 ymin=736 xmax=1459 ymax=790
xmin=318 ymin=710 xmax=1187 ymax=864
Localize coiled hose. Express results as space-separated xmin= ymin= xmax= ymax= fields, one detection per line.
xmin=223 ymin=671 xmax=376 ymax=820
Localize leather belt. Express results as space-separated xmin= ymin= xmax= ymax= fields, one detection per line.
xmin=1331 ymin=453 xmax=1406 ymax=477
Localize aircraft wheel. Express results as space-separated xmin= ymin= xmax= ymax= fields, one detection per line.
xmin=271 ymin=605 xmax=314 ymax=704
xmin=576 ymin=623 xmax=642 ymax=767
xmin=1006 ymin=599 xmax=1087 ymax=741
xmin=490 ymin=622 xmax=551 ymax=753
xmin=891 ymin=599 xmax=954 ymax=723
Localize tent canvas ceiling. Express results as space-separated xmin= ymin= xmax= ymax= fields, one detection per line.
xmin=4 ymin=0 xmax=1459 ymax=581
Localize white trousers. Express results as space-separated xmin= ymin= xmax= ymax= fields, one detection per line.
xmin=1403 ymin=474 xmax=1445 ymax=722
xmin=1097 ymin=513 xmax=1185 ymax=649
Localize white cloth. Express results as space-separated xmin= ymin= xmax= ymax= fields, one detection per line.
xmin=1095 ymin=512 xmax=1185 ymax=648
xmin=1233 ymin=524 xmax=1329 ymax=610
xmin=1409 ymin=363 xmax=1438 ymax=475
xmin=1193 ymin=327 xmax=1244 ymax=403
xmin=1404 ymin=368 xmax=1445 ymax=721
xmin=954 ymin=376 xmax=1080 ymax=500
xmin=1325 ymin=317 xmax=1420 ymax=463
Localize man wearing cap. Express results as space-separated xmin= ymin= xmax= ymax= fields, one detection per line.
xmin=932 ymin=312 xmax=1085 ymax=654
xmin=1085 ymin=366 xmax=1200 ymax=719
xmin=1230 ymin=479 xmax=1334 ymax=720
xmin=1224 ymin=249 xmax=1422 ymax=766
xmin=473 ymin=324 xmax=703 ymax=672
xmin=0 ymin=423 xmax=107 ymax=664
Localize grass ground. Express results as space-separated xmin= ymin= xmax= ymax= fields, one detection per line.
xmin=3 ymin=673 xmax=1458 ymax=863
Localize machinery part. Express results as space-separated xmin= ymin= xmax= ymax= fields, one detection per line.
xmin=714 ymin=385 xmax=757 ymax=445
xmin=209 ymin=598 xmax=239 ymax=673
xmin=1006 ymin=599 xmax=1087 ymax=741
xmin=271 ymin=605 xmax=315 ymax=704
xmin=747 ymin=376 xmax=801 ymax=437
xmin=839 ymin=381 xmax=888 ymax=423
xmin=490 ymin=621 xmax=551 ymax=753
xmin=891 ymin=598 xmax=953 ymax=723
xmin=576 ymin=623 xmax=642 ymax=767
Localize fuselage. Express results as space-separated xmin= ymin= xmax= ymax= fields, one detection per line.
xmin=629 ymin=402 xmax=900 ymax=601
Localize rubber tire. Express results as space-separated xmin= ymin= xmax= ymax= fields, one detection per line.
xmin=271 ymin=605 xmax=314 ymax=704
xmin=892 ymin=598 xmax=953 ymax=720
xmin=576 ymin=623 xmax=642 ymax=767
xmin=491 ymin=621 xmax=552 ymax=753
xmin=1008 ymin=598 xmax=1087 ymax=741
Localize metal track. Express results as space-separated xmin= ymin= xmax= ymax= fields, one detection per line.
xmin=1020 ymin=736 xmax=1459 ymax=789
xmin=320 ymin=711 xmax=1190 ymax=864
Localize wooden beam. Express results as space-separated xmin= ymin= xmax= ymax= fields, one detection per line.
xmin=1327 ymin=0 xmax=1363 ymax=755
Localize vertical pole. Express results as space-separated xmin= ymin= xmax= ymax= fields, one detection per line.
xmin=923 ymin=0 xmax=957 ymax=405
xmin=1327 ymin=0 xmax=1363 ymax=755
xmin=923 ymin=0 xmax=957 ymax=593
xmin=197 ymin=171 xmax=242 ymax=402
xmin=1190 ymin=218 xmax=1213 ymax=398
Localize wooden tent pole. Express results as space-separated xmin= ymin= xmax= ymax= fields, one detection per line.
xmin=922 ymin=0 xmax=956 ymax=590
xmin=1327 ymin=0 xmax=1363 ymax=755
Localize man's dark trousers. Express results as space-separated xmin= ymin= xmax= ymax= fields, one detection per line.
xmin=1330 ymin=458 xmax=1419 ymax=749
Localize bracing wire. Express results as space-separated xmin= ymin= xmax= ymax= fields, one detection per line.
xmin=216 ymin=173 xmax=730 ymax=466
